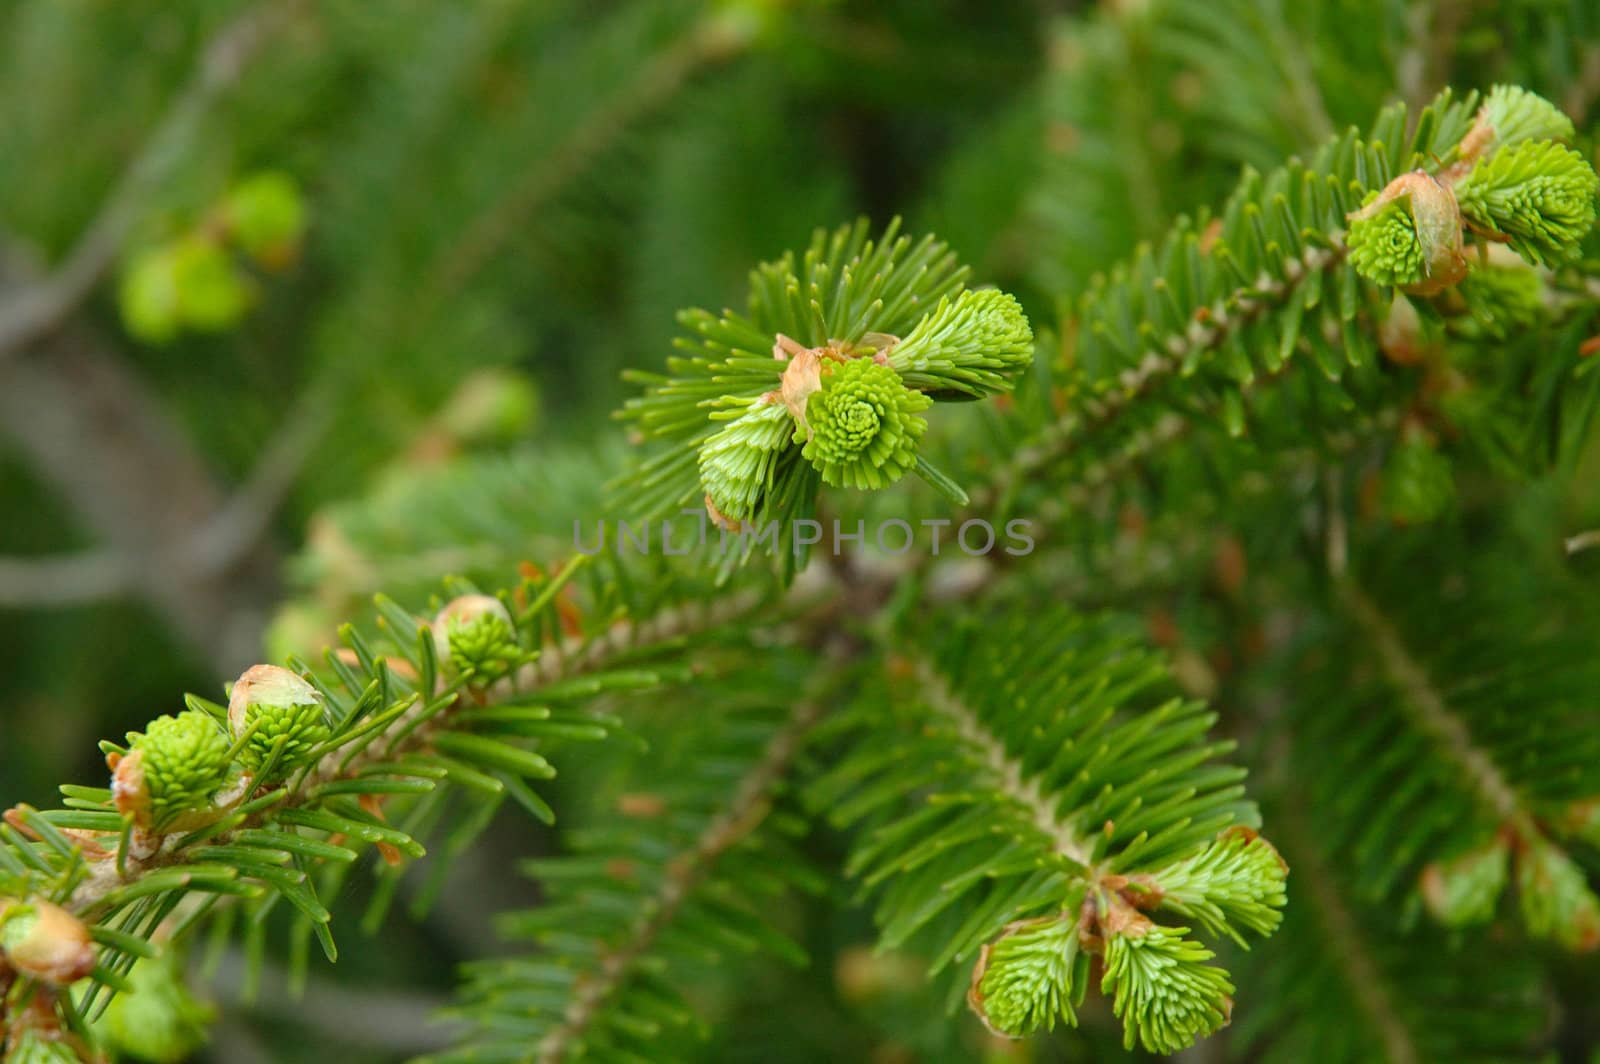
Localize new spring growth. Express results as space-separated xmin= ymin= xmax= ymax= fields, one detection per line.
xmin=228 ymin=664 xmax=330 ymax=776
xmin=1456 ymin=84 xmax=1577 ymax=164
xmin=1098 ymin=910 xmax=1235 ymax=1056
xmin=965 ymin=827 xmax=1283 ymax=1050
xmin=223 ymin=172 xmax=308 ymax=270
xmin=1345 ymin=86 xmax=1598 ymax=292
xmin=1420 ymin=837 xmax=1509 ymax=928
xmin=800 ymin=358 xmax=930 ymax=490
xmin=1346 ymin=172 xmax=1467 ymax=294
xmin=118 ymin=171 xmax=306 ymax=343
xmin=1454 ymin=140 xmax=1600 ymax=267
xmin=885 ymin=288 xmax=1034 ymax=398
xmin=433 ymin=595 xmax=521 ymax=681
xmin=0 ymin=899 xmax=95 ymax=986
xmin=1124 ymin=827 xmax=1289 ymax=945
xmin=1517 ymin=837 xmax=1600 ymax=952
xmin=969 ymin=909 xmax=1086 ymax=1038
xmin=112 ymin=710 xmax=234 ymax=833
xmin=699 ymin=399 xmax=792 ymax=526
xmin=681 ymin=232 xmax=1033 ymax=529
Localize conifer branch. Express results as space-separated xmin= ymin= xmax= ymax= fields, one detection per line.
xmin=910 ymin=657 xmax=1095 ymax=868
xmin=972 ymin=84 xmax=1598 ymax=519
xmin=1236 ymin=804 xmax=1550 ymax=1062
xmin=1304 ymin=564 xmax=1600 ymax=950
xmin=1282 ymin=821 xmax=1421 ymax=1064
xmin=424 ymin=10 xmax=756 ymax=305
xmin=1338 ymin=581 xmax=1527 ymax=830
xmin=814 ymin=609 xmax=1286 ymax=1055
xmin=0 ymin=559 xmax=768 ymax=1055
xmin=532 ymin=698 xmax=825 ymax=1064
xmin=0 ymin=552 xmax=131 ymax=609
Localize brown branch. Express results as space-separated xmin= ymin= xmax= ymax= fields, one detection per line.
xmin=0 ymin=551 xmax=132 ymax=608
xmin=0 ymin=321 xmax=281 ymax=671
xmin=0 ymin=5 xmax=289 ymax=360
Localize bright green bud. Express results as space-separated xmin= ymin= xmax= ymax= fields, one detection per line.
xmin=1455 ymin=140 xmax=1599 ymax=267
xmin=171 ymin=236 xmax=253 ymax=332
xmin=1347 ymin=195 xmax=1425 ymax=287
xmin=118 ymin=245 xmax=184 ymax=344
xmin=1346 ymin=172 xmax=1466 ymax=292
xmin=1100 ymin=918 xmax=1234 ymax=1055
xmin=97 ymin=954 xmax=214 ymax=1064
xmin=118 ymin=711 xmax=233 ymax=832
xmin=799 ymin=358 xmax=930 ymax=490
xmin=1382 ymin=437 xmax=1455 ymax=526
xmin=968 ymin=910 xmax=1086 ymax=1037
xmin=223 ymin=171 xmax=307 ymax=268
xmin=432 ymin=595 xmax=521 ymax=680
xmin=228 ymin=664 xmax=330 ymax=776
xmin=1516 ymin=837 xmax=1600 ymax=951
xmin=1420 ymin=837 xmax=1509 ymax=928
xmin=1478 ymin=85 xmax=1575 ymax=151
xmin=886 ymin=288 xmax=1034 ymax=398
xmin=699 ymin=398 xmax=792 ymax=525
xmin=1140 ymin=828 xmax=1288 ymax=945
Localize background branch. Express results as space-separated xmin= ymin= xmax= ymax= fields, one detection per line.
xmin=0 ymin=4 xmax=288 ymax=360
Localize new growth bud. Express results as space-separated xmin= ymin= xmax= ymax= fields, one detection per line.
xmin=114 ymin=710 xmax=234 ymax=832
xmin=1346 ymin=172 xmax=1467 ymax=294
xmin=968 ymin=912 xmax=1084 ymax=1038
xmin=799 ymin=358 xmax=930 ymax=490
xmin=432 ymin=595 xmax=521 ymax=680
xmin=1454 ymin=140 xmax=1599 ymax=267
xmin=1099 ymin=914 xmax=1234 ymax=1055
xmin=223 ymin=172 xmax=307 ymax=270
xmin=887 ymin=288 xmax=1035 ymax=398
xmin=1517 ymin=837 xmax=1600 ymax=952
xmin=0 ymin=899 xmax=95 ymax=986
xmin=1458 ymin=84 xmax=1577 ymax=163
xmin=1420 ymin=837 xmax=1509 ymax=928
xmin=228 ymin=664 xmax=330 ymax=776
xmin=698 ymin=398 xmax=793 ymax=527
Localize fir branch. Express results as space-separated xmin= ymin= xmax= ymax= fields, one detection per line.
xmin=1282 ymin=820 xmax=1421 ymax=1064
xmin=531 ymin=698 xmax=824 ymax=1064
xmin=909 ymin=657 xmax=1095 ymax=868
xmin=812 ymin=608 xmax=1285 ymax=1055
xmin=1337 ymin=581 xmax=1526 ymax=830
xmin=0 ymin=558 xmax=757 ymax=1050
xmin=972 ymin=85 xmax=1598 ymax=520
xmin=1232 ymin=806 xmax=1550 ymax=1063
xmin=422 ymin=8 xmax=756 ymax=307
xmin=1293 ymin=559 xmax=1600 ymax=950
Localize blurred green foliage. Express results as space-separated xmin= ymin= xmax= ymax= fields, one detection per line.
xmin=3 ymin=0 xmax=1600 ymax=1060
